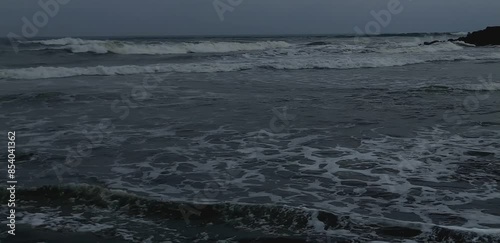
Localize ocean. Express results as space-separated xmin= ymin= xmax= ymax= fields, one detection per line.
xmin=0 ymin=33 xmax=499 ymax=242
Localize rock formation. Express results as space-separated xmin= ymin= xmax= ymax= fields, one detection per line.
xmin=458 ymin=26 xmax=500 ymax=46
xmin=424 ymin=26 xmax=500 ymax=46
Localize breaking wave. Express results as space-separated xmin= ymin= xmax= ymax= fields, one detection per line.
xmin=1 ymin=52 xmax=500 ymax=80
xmin=407 ymin=84 xmax=500 ymax=93
xmin=450 ymin=31 xmax=469 ymax=36
xmin=22 ymin=37 xmax=474 ymax=56
xmin=289 ymin=41 xmax=466 ymax=55
xmin=382 ymin=41 xmax=465 ymax=53
xmin=24 ymin=38 xmax=292 ymax=55
xmin=0 ymin=63 xmax=251 ymax=79
xmin=1 ymin=185 xmax=498 ymax=242
xmin=453 ymin=40 xmax=476 ymax=47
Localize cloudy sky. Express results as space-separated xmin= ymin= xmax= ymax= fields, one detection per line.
xmin=1 ymin=0 xmax=499 ymax=37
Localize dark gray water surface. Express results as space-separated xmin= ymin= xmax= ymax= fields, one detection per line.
xmin=0 ymin=36 xmax=499 ymax=242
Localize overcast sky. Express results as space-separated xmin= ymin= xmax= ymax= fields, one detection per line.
xmin=1 ymin=0 xmax=499 ymax=37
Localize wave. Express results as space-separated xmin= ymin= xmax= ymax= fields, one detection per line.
xmin=2 ymin=185 xmax=345 ymax=241
xmin=1 ymin=185 xmax=498 ymax=242
xmin=453 ymin=40 xmax=476 ymax=47
xmin=26 ymin=37 xmax=105 ymax=46
xmin=19 ymin=37 xmax=488 ymax=58
xmin=378 ymin=41 xmax=465 ymax=53
xmin=1 ymin=53 xmax=499 ymax=80
xmin=0 ymin=63 xmax=252 ymax=79
xmin=24 ymin=38 xmax=292 ymax=55
xmin=0 ymin=63 xmax=244 ymax=79
xmin=402 ymin=85 xmax=500 ymax=94
xmin=362 ymin=32 xmax=451 ymax=38
xmin=303 ymin=41 xmax=466 ymax=55
xmin=258 ymin=54 xmax=500 ymax=70
xmin=450 ymin=31 xmax=469 ymax=36
xmin=411 ymin=84 xmax=500 ymax=92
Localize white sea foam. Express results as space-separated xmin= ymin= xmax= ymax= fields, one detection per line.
xmin=260 ymin=53 xmax=500 ymax=70
xmin=452 ymin=40 xmax=476 ymax=47
xmin=26 ymin=38 xmax=292 ymax=54
xmin=450 ymin=31 xmax=469 ymax=36
xmin=0 ymin=63 xmax=251 ymax=79
xmin=378 ymin=41 xmax=464 ymax=53
xmin=1 ymin=52 xmax=499 ymax=80
xmin=442 ymin=226 xmax=500 ymax=235
xmin=27 ymin=37 xmax=106 ymax=46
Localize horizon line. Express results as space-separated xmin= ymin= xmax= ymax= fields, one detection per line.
xmin=0 ymin=30 xmax=474 ymax=40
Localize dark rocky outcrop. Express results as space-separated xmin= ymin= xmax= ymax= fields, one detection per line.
xmin=423 ymin=26 xmax=500 ymax=46
xmin=458 ymin=26 xmax=500 ymax=46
